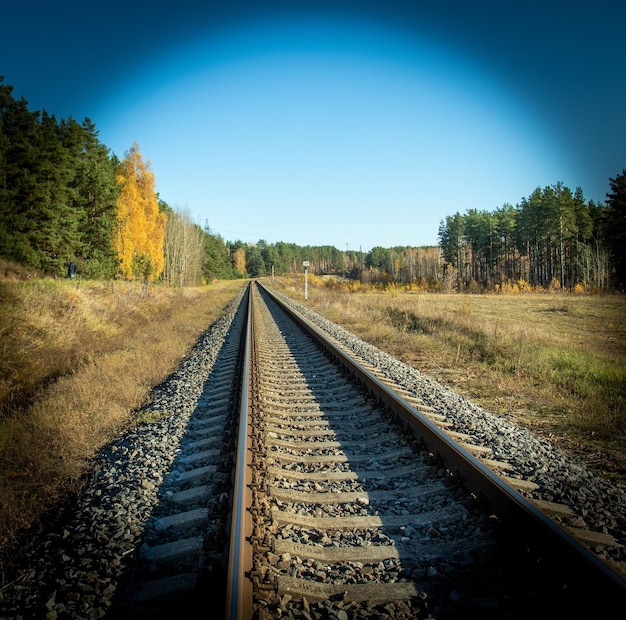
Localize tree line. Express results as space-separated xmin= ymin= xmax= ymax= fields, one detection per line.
xmin=1 ymin=77 xmax=623 ymax=290
xmin=0 ymin=78 xmax=412 ymax=285
xmin=438 ymin=177 xmax=626 ymax=291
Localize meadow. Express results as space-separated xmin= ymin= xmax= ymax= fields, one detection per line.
xmin=0 ymin=270 xmax=244 ymax=570
xmin=271 ymin=276 xmax=626 ymax=482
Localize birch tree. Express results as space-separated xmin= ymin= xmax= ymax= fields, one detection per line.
xmin=232 ymin=246 xmax=246 ymax=276
xmin=163 ymin=206 xmax=204 ymax=286
xmin=114 ymin=143 xmax=166 ymax=280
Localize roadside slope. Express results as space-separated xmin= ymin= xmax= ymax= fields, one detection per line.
xmin=0 ymin=277 xmax=245 ymax=569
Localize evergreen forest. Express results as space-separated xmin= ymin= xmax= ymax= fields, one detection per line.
xmin=438 ymin=180 xmax=626 ymax=292
xmin=1 ymin=78 xmax=624 ymax=291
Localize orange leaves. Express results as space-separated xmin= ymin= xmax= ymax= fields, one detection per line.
xmin=232 ymin=247 xmax=246 ymax=275
xmin=114 ymin=143 xmax=166 ymax=280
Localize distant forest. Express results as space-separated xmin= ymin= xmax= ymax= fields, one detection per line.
xmin=438 ymin=179 xmax=626 ymax=292
xmin=1 ymin=78 xmax=624 ymax=290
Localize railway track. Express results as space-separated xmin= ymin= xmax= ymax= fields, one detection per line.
xmin=115 ymin=280 xmax=625 ymax=618
xmin=2 ymin=281 xmax=625 ymax=619
xmin=226 ymin=282 xmax=626 ymax=618
xmin=239 ymin=284 xmax=500 ymax=618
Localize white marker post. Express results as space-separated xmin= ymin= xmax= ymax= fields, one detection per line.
xmin=303 ymin=261 xmax=309 ymax=301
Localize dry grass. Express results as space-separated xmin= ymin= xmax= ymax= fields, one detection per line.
xmin=270 ymin=276 xmax=626 ymax=482
xmin=0 ymin=277 xmax=245 ymax=564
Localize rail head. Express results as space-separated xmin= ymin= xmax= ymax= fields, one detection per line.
xmin=225 ymin=283 xmax=254 ymax=620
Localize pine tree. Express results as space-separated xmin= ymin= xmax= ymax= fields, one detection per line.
xmin=32 ymin=110 xmax=82 ymax=274
xmin=62 ymin=118 xmax=120 ymax=278
xmin=605 ymin=170 xmax=626 ymax=289
xmin=245 ymin=245 xmax=266 ymax=277
xmin=0 ymin=82 xmax=42 ymax=267
xmin=203 ymin=231 xmax=235 ymax=280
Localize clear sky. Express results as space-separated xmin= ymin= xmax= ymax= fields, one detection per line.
xmin=2 ymin=1 xmax=624 ymax=251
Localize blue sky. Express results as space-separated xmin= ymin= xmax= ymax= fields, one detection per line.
xmin=3 ymin=1 xmax=624 ymax=251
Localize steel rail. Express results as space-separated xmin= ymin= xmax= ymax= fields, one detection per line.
xmin=257 ymin=281 xmax=626 ymax=604
xmin=224 ymin=284 xmax=254 ymax=620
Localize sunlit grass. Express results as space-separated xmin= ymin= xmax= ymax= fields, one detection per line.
xmin=0 ymin=276 xmax=245 ymax=562
xmin=270 ymin=276 xmax=626 ymax=480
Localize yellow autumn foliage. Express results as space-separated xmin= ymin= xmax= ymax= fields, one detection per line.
xmin=115 ymin=143 xmax=166 ymax=281
xmin=232 ymin=247 xmax=246 ymax=275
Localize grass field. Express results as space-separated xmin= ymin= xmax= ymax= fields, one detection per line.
xmin=0 ymin=275 xmax=245 ymax=568
xmin=270 ymin=276 xmax=626 ymax=482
